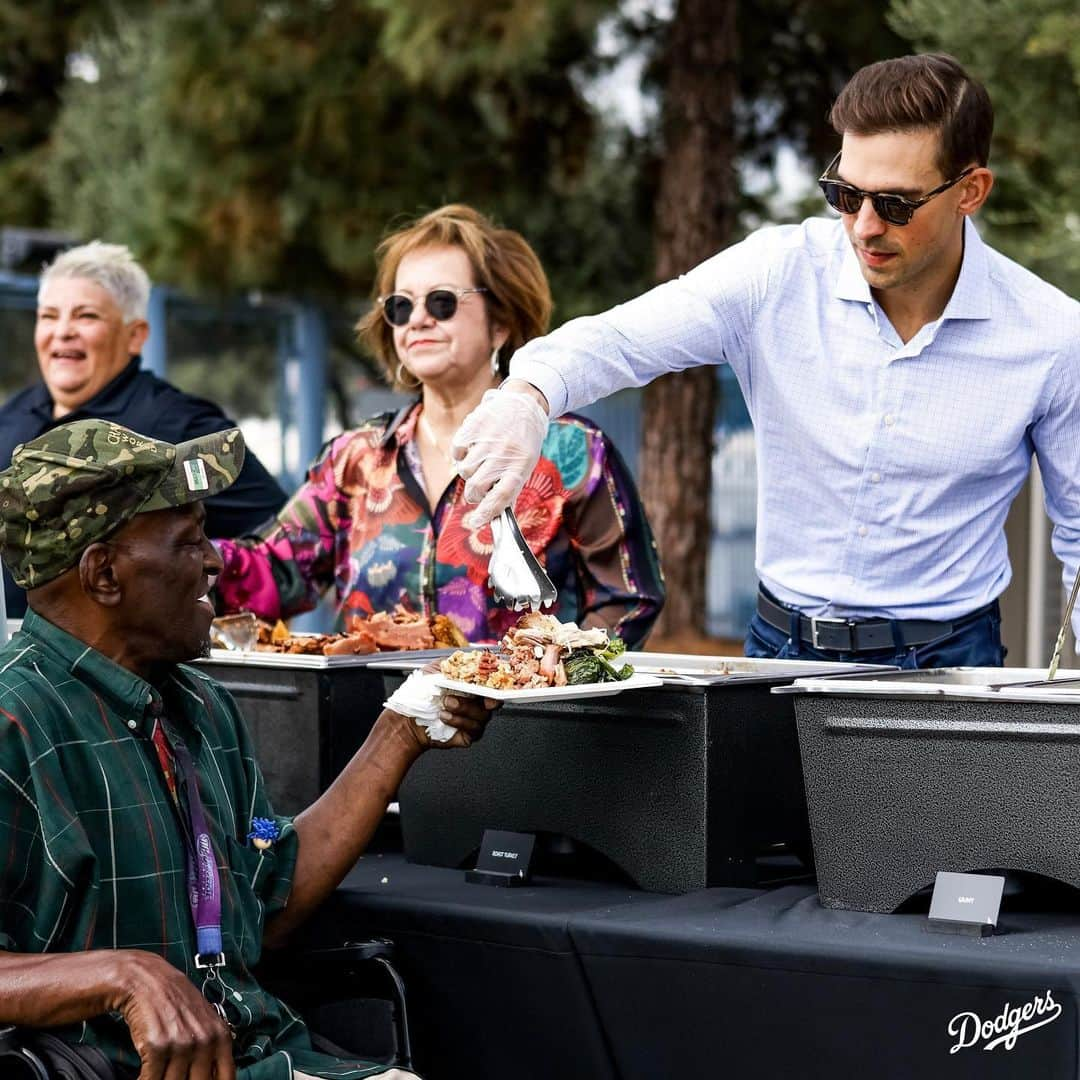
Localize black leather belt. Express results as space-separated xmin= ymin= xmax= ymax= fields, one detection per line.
xmin=756 ymin=589 xmax=959 ymax=654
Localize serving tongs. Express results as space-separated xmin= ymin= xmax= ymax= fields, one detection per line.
xmin=1045 ymin=563 xmax=1080 ymax=682
xmin=488 ymin=507 xmax=557 ymax=611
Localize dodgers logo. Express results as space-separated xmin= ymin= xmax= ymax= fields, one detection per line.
xmin=948 ymin=990 xmax=1061 ymax=1053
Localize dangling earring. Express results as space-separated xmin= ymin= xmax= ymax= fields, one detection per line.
xmin=490 ymin=346 xmax=501 ymax=378
xmin=396 ymin=361 xmax=420 ymax=389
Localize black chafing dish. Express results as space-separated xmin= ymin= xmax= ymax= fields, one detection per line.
xmin=381 ymin=653 xmax=892 ymax=894
xmin=781 ymin=666 xmax=1080 ymax=912
xmin=197 ymin=646 xmax=457 ymax=813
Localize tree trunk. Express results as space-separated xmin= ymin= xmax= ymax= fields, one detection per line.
xmin=639 ymin=0 xmax=738 ymax=640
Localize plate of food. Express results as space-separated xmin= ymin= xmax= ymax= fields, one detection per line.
xmin=432 ymin=612 xmax=663 ymax=701
xmin=206 ymin=606 xmax=470 ymax=668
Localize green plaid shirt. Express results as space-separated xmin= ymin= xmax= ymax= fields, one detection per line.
xmin=0 ymin=610 xmax=389 ymax=1079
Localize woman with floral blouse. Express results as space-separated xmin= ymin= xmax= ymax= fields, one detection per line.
xmin=215 ymin=205 xmax=664 ymax=647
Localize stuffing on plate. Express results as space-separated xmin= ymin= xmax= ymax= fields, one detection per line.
xmin=439 ymin=612 xmax=634 ymax=689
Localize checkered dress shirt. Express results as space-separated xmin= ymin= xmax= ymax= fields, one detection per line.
xmin=0 ymin=610 xmax=388 ymax=1079
xmin=511 ymin=217 xmax=1080 ymax=625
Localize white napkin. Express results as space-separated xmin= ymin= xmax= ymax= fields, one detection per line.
xmin=383 ymin=670 xmax=456 ymax=743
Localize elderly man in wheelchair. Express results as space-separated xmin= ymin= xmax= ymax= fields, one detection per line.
xmin=0 ymin=420 xmax=497 ymax=1079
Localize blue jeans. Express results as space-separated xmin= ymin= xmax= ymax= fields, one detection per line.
xmin=743 ymin=601 xmax=1006 ymax=669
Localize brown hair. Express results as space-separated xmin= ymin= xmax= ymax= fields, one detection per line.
xmin=357 ymin=204 xmax=553 ymax=390
xmin=829 ymin=54 xmax=993 ymax=177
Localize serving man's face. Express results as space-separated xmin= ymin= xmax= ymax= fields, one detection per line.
xmin=35 ymin=276 xmax=149 ymax=417
xmin=106 ymin=502 xmax=223 ymax=674
xmin=836 ymin=128 xmax=975 ymax=296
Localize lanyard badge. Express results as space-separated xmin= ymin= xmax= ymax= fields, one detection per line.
xmin=152 ymin=719 xmax=225 ymax=969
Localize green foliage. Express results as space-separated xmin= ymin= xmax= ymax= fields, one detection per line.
xmin=889 ymin=0 xmax=1080 ymax=294
xmin=734 ymin=0 xmax=909 ymax=166
xmin=0 ymin=0 xmax=105 ymax=225
xmin=370 ymin=0 xmax=612 ymax=92
xmin=43 ymin=0 xmax=648 ymax=322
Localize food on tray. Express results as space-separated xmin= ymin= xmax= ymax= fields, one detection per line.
xmin=211 ymin=604 xmax=468 ymax=656
xmin=439 ymin=612 xmax=633 ymax=690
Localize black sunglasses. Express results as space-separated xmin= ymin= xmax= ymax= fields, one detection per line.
xmin=379 ymin=286 xmax=488 ymax=328
xmin=818 ymin=152 xmax=974 ymax=227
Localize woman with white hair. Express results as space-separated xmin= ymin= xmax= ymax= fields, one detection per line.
xmin=0 ymin=240 xmax=286 ymax=616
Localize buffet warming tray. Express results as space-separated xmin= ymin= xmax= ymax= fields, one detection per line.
xmin=391 ymin=654 xmax=894 ymax=893
xmin=782 ymin=665 xmax=1080 ymax=912
xmin=195 ymin=648 xmax=464 ymax=812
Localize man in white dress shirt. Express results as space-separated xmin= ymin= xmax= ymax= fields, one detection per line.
xmin=452 ymin=53 xmax=1080 ymax=668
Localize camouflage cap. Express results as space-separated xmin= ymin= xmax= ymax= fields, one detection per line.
xmin=0 ymin=419 xmax=245 ymax=589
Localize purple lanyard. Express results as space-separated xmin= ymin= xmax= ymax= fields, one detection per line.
xmin=160 ymin=727 xmax=225 ymax=966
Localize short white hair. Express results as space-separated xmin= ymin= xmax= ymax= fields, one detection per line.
xmin=38 ymin=241 xmax=151 ymax=322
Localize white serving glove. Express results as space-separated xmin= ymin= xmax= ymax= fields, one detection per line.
xmin=383 ymin=670 xmax=456 ymax=743
xmin=451 ymin=387 xmax=549 ymax=529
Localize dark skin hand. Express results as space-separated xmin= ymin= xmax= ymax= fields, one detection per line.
xmin=0 ymin=949 xmax=234 ymax=1080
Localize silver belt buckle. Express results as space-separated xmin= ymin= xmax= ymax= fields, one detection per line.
xmin=810 ymin=616 xmax=852 ymax=650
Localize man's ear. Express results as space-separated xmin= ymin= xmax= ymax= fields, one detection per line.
xmin=957 ymin=167 xmax=994 ymax=218
xmin=78 ymin=542 xmax=123 ymax=607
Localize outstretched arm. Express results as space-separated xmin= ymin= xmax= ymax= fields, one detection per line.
xmin=263 ymin=694 xmax=496 ymax=947
xmin=452 ymin=230 xmax=764 ymax=527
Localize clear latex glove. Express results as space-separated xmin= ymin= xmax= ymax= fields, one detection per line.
xmin=451 ymin=387 xmax=549 ymax=529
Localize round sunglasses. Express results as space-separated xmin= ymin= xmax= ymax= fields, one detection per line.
xmin=818 ymin=151 xmax=973 ymax=227
xmin=379 ymin=286 xmax=488 ymax=328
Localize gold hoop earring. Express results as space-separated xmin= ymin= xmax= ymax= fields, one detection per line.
xmin=396 ymin=361 xmax=420 ymax=389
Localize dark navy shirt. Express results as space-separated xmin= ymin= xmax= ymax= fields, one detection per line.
xmin=0 ymin=358 xmax=286 ymax=615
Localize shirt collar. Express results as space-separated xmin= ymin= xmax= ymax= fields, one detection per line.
xmin=20 ymin=608 xmax=169 ymax=729
xmin=941 ymin=218 xmax=992 ymax=321
xmin=378 ymin=399 xmax=422 ymax=448
xmin=833 ymin=218 xmax=992 ymax=321
xmin=834 ymin=232 xmax=872 ymax=304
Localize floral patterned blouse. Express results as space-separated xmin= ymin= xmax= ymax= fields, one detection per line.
xmin=216 ymin=402 xmax=665 ymax=648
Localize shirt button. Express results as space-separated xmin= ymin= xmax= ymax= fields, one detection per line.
xmin=871 ymin=472 xmax=881 ymax=483
xmin=883 ymin=414 xmax=895 ymax=427
xmin=127 ymin=719 xmax=137 ymax=730
xmin=858 ymin=525 xmax=868 ymax=537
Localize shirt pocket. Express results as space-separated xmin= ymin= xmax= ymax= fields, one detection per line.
xmin=221 ymin=834 xmax=277 ymax=967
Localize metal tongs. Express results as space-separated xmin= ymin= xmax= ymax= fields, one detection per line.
xmin=1046 ymin=563 xmax=1080 ymax=681
xmin=488 ymin=507 xmax=557 ymax=611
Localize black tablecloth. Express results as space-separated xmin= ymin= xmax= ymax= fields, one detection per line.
xmin=572 ymin=884 xmax=1080 ymax=1079
xmin=311 ymin=856 xmax=1080 ymax=1080
xmin=310 ymin=854 xmax=656 ymax=1080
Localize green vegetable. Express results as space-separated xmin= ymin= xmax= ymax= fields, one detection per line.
xmin=602 ymin=637 xmax=626 ymax=661
xmin=564 ymin=644 xmax=635 ymax=684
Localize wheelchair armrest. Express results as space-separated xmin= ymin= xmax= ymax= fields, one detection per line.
xmin=259 ymin=937 xmax=395 ymax=981
xmin=256 ymin=937 xmax=413 ymax=1070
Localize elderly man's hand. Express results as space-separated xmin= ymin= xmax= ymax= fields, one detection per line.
xmin=451 ymin=383 xmax=549 ymax=529
xmin=411 ymin=690 xmax=500 ymax=750
xmin=111 ymin=949 xmax=235 ymax=1080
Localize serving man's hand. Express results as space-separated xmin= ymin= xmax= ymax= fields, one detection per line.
xmin=451 ymin=382 xmax=549 ymax=529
